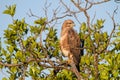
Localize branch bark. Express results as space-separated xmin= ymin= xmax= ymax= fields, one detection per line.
xmin=0 ymin=58 xmax=70 ymax=71
xmin=94 ymin=53 xmax=99 ymax=80
xmin=70 ymin=61 xmax=83 ymax=80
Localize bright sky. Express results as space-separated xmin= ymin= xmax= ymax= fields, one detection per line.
xmin=0 ymin=0 xmax=120 ymax=80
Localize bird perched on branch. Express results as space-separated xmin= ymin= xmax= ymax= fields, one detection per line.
xmin=60 ymin=19 xmax=84 ymax=71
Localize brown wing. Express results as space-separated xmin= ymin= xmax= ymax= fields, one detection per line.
xmin=67 ymin=28 xmax=81 ymax=68
xmin=60 ymin=27 xmax=81 ymax=71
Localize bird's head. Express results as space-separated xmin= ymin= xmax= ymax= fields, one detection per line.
xmin=62 ymin=19 xmax=75 ymax=29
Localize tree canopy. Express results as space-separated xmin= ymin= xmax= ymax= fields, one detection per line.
xmin=0 ymin=0 xmax=120 ymax=80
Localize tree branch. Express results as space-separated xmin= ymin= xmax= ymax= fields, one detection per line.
xmin=70 ymin=61 xmax=83 ymax=80
xmin=87 ymin=0 xmax=110 ymax=5
xmin=0 ymin=57 xmax=70 ymax=71
xmin=94 ymin=53 xmax=99 ymax=80
xmin=98 ymin=6 xmax=118 ymax=54
xmin=27 ymin=9 xmax=40 ymax=18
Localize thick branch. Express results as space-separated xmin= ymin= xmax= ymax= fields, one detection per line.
xmin=70 ymin=61 xmax=83 ymax=80
xmin=0 ymin=58 xmax=70 ymax=71
xmin=0 ymin=61 xmax=23 ymax=67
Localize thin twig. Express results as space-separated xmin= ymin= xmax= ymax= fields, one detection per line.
xmin=98 ymin=6 xmax=118 ymax=54
xmin=27 ymin=9 xmax=40 ymax=18
xmin=91 ymin=11 xmax=96 ymax=25
xmin=88 ymin=0 xmax=110 ymax=5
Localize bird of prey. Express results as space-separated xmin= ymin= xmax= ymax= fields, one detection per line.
xmin=60 ymin=19 xmax=83 ymax=71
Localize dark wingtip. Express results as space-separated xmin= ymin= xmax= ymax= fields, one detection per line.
xmin=80 ymin=39 xmax=84 ymax=56
xmin=76 ymin=65 xmax=80 ymax=72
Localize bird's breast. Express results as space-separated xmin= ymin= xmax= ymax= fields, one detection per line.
xmin=61 ymin=47 xmax=69 ymax=56
xmin=60 ymin=34 xmax=70 ymax=56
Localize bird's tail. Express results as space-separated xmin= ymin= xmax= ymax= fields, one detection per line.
xmin=76 ymin=64 xmax=80 ymax=72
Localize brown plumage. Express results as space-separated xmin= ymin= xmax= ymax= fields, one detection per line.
xmin=60 ymin=19 xmax=81 ymax=71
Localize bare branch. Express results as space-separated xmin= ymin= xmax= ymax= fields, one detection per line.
xmin=60 ymin=0 xmax=71 ymax=13
xmin=91 ymin=11 xmax=96 ymax=24
xmin=43 ymin=0 xmax=52 ymax=26
xmin=83 ymin=10 xmax=91 ymax=32
xmin=88 ymin=0 xmax=110 ymax=5
xmin=47 ymin=14 xmax=72 ymax=24
xmin=0 ymin=61 xmax=23 ymax=67
xmin=27 ymin=9 xmax=40 ymax=18
xmin=42 ymin=0 xmax=72 ymax=27
xmin=71 ymin=0 xmax=85 ymax=11
xmin=0 ymin=57 xmax=70 ymax=71
xmin=69 ymin=58 xmax=84 ymax=80
xmin=99 ymin=6 xmax=118 ymax=54
xmin=21 ymin=65 xmax=27 ymax=80
xmin=73 ymin=13 xmax=81 ymax=24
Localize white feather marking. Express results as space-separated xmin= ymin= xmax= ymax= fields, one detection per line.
xmin=60 ymin=33 xmax=70 ymax=56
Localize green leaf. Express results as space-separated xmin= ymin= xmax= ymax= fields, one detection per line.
xmin=117 ymin=32 xmax=120 ymax=36
xmin=2 ymin=77 xmax=8 ymax=80
xmin=15 ymin=51 xmax=22 ymax=59
xmin=112 ymin=70 xmax=119 ymax=78
xmin=9 ymin=74 xmax=15 ymax=80
xmin=97 ymin=19 xmax=105 ymax=29
xmin=94 ymin=32 xmax=100 ymax=41
xmin=80 ymin=22 xmax=87 ymax=32
xmin=85 ymin=55 xmax=90 ymax=65
xmin=31 ymin=41 xmax=37 ymax=48
xmin=102 ymin=32 xmax=108 ymax=41
xmin=100 ymin=70 xmax=108 ymax=79
xmin=34 ymin=18 xmax=46 ymax=25
xmin=11 ymin=58 xmax=18 ymax=64
xmin=8 ymin=46 xmax=14 ymax=53
xmin=10 ymin=4 xmax=16 ymax=16
xmin=8 ymin=24 xmax=16 ymax=30
xmin=10 ymin=67 xmax=17 ymax=73
xmin=80 ymin=56 xmax=85 ymax=64
xmin=89 ymin=77 xmax=95 ymax=80
xmin=117 ymin=54 xmax=120 ymax=64
xmin=3 ymin=4 xmax=16 ymax=17
xmin=23 ymin=40 xmax=27 ymax=47
xmin=3 ymin=10 xmax=10 ymax=15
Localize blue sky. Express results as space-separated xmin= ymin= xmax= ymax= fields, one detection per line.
xmin=0 ymin=0 xmax=120 ymax=79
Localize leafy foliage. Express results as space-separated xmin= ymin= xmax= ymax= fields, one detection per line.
xmin=0 ymin=3 xmax=120 ymax=80
xmin=3 ymin=4 xmax=16 ymax=17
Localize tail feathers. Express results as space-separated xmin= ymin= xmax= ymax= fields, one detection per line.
xmin=80 ymin=39 xmax=84 ymax=56
xmin=76 ymin=65 xmax=80 ymax=72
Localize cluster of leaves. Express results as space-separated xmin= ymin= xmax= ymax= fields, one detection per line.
xmin=80 ymin=19 xmax=120 ymax=79
xmin=1 ymin=4 xmax=70 ymax=80
xmin=3 ymin=4 xmax=16 ymax=17
xmin=0 ymin=4 xmax=120 ymax=80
